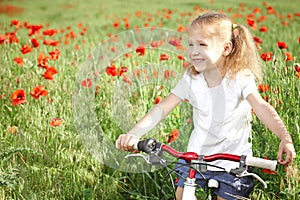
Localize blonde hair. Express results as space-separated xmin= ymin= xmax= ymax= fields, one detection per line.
xmin=187 ymin=11 xmax=262 ymax=82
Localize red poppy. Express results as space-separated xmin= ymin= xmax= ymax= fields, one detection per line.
xmin=253 ymin=36 xmax=262 ymax=44
xmin=43 ymin=29 xmax=58 ymax=36
xmin=258 ymin=84 xmax=270 ymax=92
xmin=257 ymin=15 xmax=267 ymax=23
xmin=11 ymin=89 xmax=26 ymax=106
xmin=259 ymin=26 xmax=268 ymax=32
xmin=167 ymin=129 xmax=180 ymax=143
xmin=106 ymin=64 xmax=118 ymax=76
xmin=150 ymin=40 xmax=163 ymax=48
xmin=7 ymin=32 xmax=19 ymax=44
xmin=81 ymin=78 xmax=92 ymax=87
xmin=260 ymin=52 xmax=272 ymax=61
xmin=31 ymin=38 xmax=40 ymax=48
xmin=50 ymin=118 xmax=62 ymax=126
xmin=136 ymin=45 xmax=146 ymax=56
xmin=177 ymin=24 xmax=185 ymax=32
xmin=37 ymin=52 xmax=50 ymax=68
xmin=298 ymin=37 xmax=300 ymax=44
xmin=246 ymin=19 xmax=256 ymax=30
xmin=49 ymin=48 xmax=61 ymax=60
xmin=20 ymin=44 xmax=32 ymax=54
xmin=119 ymin=66 xmax=128 ymax=76
xmin=43 ymin=40 xmax=59 ymax=46
xmin=295 ymin=64 xmax=300 ymax=73
xmin=30 ymin=86 xmax=48 ymax=99
xmin=10 ymin=19 xmax=20 ymax=27
xmin=0 ymin=34 xmax=6 ymax=44
xmin=177 ymin=54 xmax=185 ymax=60
xmin=263 ymin=168 xmax=277 ymax=175
xmin=277 ymin=41 xmax=287 ymax=49
xmin=285 ymin=52 xmax=294 ymax=62
xmin=160 ymin=53 xmax=169 ymax=61
xmin=43 ymin=66 xmax=58 ymax=80
xmin=27 ymin=24 xmax=43 ymax=36
xmin=154 ymin=96 xmax=162 ymax=104
xmin=168 ymin=38 xmax=181 ymax=47
xmin=13 ymin=57 xmax=24 ymax=66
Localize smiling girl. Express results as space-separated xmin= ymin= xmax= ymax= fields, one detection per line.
xmin=116 ymin=11 xmax=296 ymax=200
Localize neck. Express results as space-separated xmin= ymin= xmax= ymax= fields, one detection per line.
xmin=203 ymin=67 xmax=223 ymax=88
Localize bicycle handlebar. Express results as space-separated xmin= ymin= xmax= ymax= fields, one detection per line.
xmin=136 ymin=138 xmax=277 ymax=171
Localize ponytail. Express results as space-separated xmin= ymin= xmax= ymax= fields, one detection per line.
xmin=225 ymin=24 xmax=263 ymax=82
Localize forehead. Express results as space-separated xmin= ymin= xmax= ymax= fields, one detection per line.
xmin=187 ymin=26 xmax=210 ymax=42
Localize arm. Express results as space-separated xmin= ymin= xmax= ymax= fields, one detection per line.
xmin=116 ymin=93 xmax=181 ymax=151
xmin=246 ymin=92 xmax=296 ymax=166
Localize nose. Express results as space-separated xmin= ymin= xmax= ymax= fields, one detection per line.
xmin=190 ymin=46 xmax=200 ymax=56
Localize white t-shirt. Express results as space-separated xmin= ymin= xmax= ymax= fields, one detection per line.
xmin=171 ymin=69 xmax=258 ymax=171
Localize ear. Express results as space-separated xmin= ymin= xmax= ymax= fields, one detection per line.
xmin=223 ymin=41 xmax=233 ymax=56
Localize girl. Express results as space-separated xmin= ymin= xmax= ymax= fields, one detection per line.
xmin=116 ymin=11 xmax=296 ymax=199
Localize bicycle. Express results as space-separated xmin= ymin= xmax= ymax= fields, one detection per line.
xmin=125 ymin=138 xmax=278 ymax=200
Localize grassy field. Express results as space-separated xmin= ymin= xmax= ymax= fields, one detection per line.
xmin=0 ymin=0 xmax=299 ymax=199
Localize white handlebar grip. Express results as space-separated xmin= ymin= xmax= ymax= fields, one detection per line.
xmin=246 ymin=156 xmax=277 ymax=171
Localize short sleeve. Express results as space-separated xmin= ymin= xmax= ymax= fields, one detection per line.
xmin=171 ymin=71 xmax=190 ymax=101
xmin=237 ymin=70 xmax=258 ymax=99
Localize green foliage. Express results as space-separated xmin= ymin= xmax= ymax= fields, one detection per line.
xmin=0 ymin=0 xmax=299 ymax=199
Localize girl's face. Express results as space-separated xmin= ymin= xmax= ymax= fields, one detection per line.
xmin=188 ymin=27 xmax=225 ymax=73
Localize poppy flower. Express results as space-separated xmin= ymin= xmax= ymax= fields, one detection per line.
xmin=285 ymin=52 xmax=294 ymax=62
xmin=43 ymin=67 xmax=58 ymax=80
xmin=177 ymin=54 xmax=185 ymax=60
xmin=20 ymin=44 xmax=32 ymax=54
xmin=119 ymin=66 xmax=128 ymax=76
xmin=31 ymin=38 xmax=40 ymax=48
xmin=154 ymin=96 xmax=162 ymax=104
xmin=49 ymin=48 xmax=61 ymax=60
xmin=30 ymin=86 xmax=48 ymax=99
xmin=0 ymin=34 xmax=6 ymax=44
xmin=11 ymin=89 xmax=26 ymax=106
xmin=260 ymin=52 xmax=272 ymax=61
xmin=136 ymin=46 xmax=146 ymax=56
xmin=150 ymin=40 xmax=163 ymax=48
xmin=168 ymin=38 xmax=181 ymax=47
xmin=106 ymin=64 xmax=118 ymax=76
xmin=50 ymin=118 xmax=63 ymax=126
xmin=43 ymin=40 xmax=59 ymax=46
xmin=167 ymin=129 xmax=180 ymax=143
xmin=43 ymin=29 xmax=58 ymax=36
xmin=246 ymin=19 xmax=256 ymax=29
xmin=253 ymin=36 xmax=262 ymax=44
xmin=277 ymin=41 xmax=287 ymax=49
xmin=13 ymin=57 xmax=24 ymax=66
xmin=81 ymin=78 xmax=92 ymax=87
xmin=259 ymin=26 xmax=268 ymax=32
xmin=27 ymin=24 xmax=43 ymax=36
xmin=37 ymin=52 xmax=49 ymax=68
xmin=258 ymin=84 xmax=270 ymax=92
xmin=160 ymin=53 xmax=169 ymax=61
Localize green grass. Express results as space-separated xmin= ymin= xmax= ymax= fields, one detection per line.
xmin=0 ymin=0 xmax=300 ymax=199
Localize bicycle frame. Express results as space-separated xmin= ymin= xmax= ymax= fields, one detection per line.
xmin=127 ymin=138 xmax=278 ymax=200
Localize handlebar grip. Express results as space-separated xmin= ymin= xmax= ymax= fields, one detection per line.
xmin=136 ymin=138 xmax=159 ymax=153
xmin=245 ymin=156 xmax=277 ymax=171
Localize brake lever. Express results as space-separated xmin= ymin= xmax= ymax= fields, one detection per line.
xmin=237 ymin=171 xmax=268 ymax=189
xmin=125 ymin=153 xmax=166 ymax=165
xmin=125 ymin=153 xmax=152 ymax=164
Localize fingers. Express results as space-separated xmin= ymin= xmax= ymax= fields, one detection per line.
xmin=277 ymin=142 xmax=296 ymax=166
xmin=115 ymin=134 xmax=139 ymax=152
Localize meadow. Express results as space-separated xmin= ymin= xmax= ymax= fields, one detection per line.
xmin=0 ymin=0 xmax=299 ymax=199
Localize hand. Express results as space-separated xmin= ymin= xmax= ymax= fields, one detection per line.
xmin=278 ymin=139 xmax=296 ymax=166
xmin=115 ymin=133 xmax=140 ymax=152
